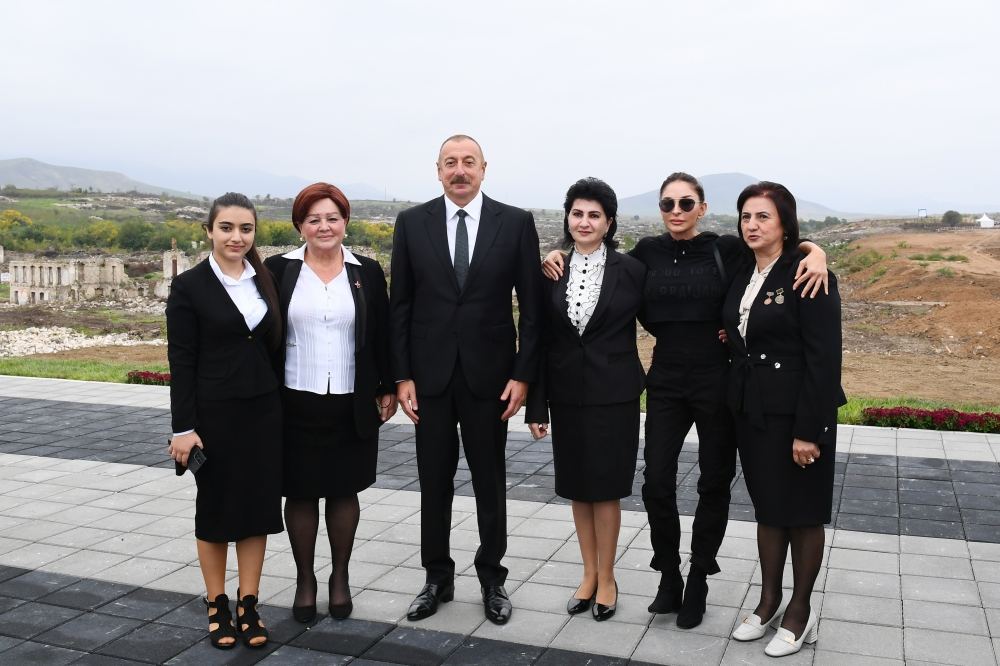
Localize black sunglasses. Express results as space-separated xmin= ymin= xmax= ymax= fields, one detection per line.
xmin=658 ymin=197 xmax=699 ymax=213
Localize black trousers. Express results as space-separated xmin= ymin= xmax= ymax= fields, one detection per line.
xmin=642 ymin=357 xmax=736 ymax=577
xmin=415 ymin=361 xmax=509 ymax=587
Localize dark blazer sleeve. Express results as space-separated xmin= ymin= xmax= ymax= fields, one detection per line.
xmin=524 ymin=276 xmax=554 ymax=424
xmin=366 ymin=257 xmax=393 ymax=396
xmin=388 ymin=210 xmax=414 ymax=382
xmin=794 ymin=271 xmax=845 ymax=443
xmin=166 ymin=275 xmax=199 ymax=433
xmin=510 ymin=210 xmax=544 ymax=383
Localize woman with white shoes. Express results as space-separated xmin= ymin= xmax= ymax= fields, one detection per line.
xmin=722 ymin=182 xmax=845 ymax=657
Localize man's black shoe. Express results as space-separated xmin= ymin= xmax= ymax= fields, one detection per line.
xmin=406 ymin=583 xmax=454 ymax=621
xmin=482 ymin=585 xmax=512 ymax=625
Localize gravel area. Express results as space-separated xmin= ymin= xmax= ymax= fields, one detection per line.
xmin=0 ymin=326 xmax=164 ymax=358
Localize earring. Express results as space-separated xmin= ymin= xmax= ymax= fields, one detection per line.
xmin=299 ymin=236 xmax=304 ymax=242
xmin=783 ymin=235 xmax=788 ymax=240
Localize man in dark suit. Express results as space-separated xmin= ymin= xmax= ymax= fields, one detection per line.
xmin=390 ymin=135 xmax=543 ymax=625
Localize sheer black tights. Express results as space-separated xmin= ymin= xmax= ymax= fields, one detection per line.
xmin=284 ymin=495 xmax=361 ymax=608
xmin=754 ymin=523 xmax=824 ymax=639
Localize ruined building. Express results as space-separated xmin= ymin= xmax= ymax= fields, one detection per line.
xmin=8 ymin=257 xmax=142 ymax=304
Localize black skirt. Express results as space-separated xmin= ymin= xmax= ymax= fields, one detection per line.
xmin=193 ymin=391 xmax=284 ymax=543
xmin=282 ymin=388 xmax=377 ymax=499
xmin=736 ymin=413 xmax=836 ymax=526
xmin=550 ymin=400 xmax=640 ymax=502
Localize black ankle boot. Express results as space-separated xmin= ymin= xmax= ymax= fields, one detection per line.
xmin=647 ymin=571 xmax=684 ymax=614
xmin=676 ymin=568 xmax=708 ymax=629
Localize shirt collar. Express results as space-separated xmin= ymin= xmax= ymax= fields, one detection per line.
xmin=283 ymin=243 xmax=361 ymax=266
xmin=444 ymin=190 xmax=483 ymax=222
xmin=208 ymin=252 xmax=255 ymax=286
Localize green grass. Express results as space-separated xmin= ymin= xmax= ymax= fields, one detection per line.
xmin=829 ymin=246 xmax=884 ymax=274
xmin=937 ymin=267 xmax=955 ymax=277
xmin=0 ymin=358 xmax=168 ymax=383
xmin=867 ymin=266 xmax=888 ymax=285
xmin=838 ymin=396 xmax=999 ymax=424
xmin=0 ymin=283 xmax=9 ymax=300
xmin=909 ymin=252 xmax=968 ymax=263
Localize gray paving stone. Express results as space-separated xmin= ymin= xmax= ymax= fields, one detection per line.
xmin=0 ymin=640 xmax=84 ymax=665
xmin=903 ymin=599 xmax=989 ymax=635
xmin=259 ymin=646 xmax=351 ymax=664
xmin=721 ymin=637 xmax=815 ymax=665
xmin=817 ymin=619 xmax=903 ymax=659
xmin=825 ymin=569 xmax=901 ymax=599
xmin=903 ymin=626 xmax=997 ymax=665
xmin=901 ymin=575 xmax=982 ymax=606
xmin=0 ymin=601 xmax=83 ymax=639
xmin=633 ymin=625 xmax=728 ymax=665
xmin=97 ymin=622 xmax=206 ymax=664
xmin=36 ymin=612 xmax=144 ymax=651
xmin=813 ymin=651 xmax=904 ymax=665
xmin=981 ymin=581 xmax=1000 ymax=609
xmin=821 ymin=592 xmax=902 ymax=626
xmin=900 ymin=552 xmax=974 ymax=579
xmin=828 ymin=548 xmax=899 ymax=574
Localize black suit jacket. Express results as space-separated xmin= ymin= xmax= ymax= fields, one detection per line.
xmin=166 ymin=259 xmax=281 ymax=433
xmin=525 ymin=248 xmax=647 ymax=423
xmin=722 ymin=250 xmax=847 ymax=445
xmin=264 ymin=251 xmax=393 ymax=439
xmin=389 ymin=194 xmax=543 ymax=399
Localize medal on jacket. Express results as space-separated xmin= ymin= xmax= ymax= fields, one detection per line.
xmin=775 ymin=288 xmax=784 ymax=304
xmin=354 ymin=280 xmax=362 ymax=289
xmin=763 ymin=291 xmax=774 ymax=305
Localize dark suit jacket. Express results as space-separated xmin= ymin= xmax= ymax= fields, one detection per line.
xmin=264 ymin=250 xmax=393 ymax=439
xmin=525 ymin=248 xmax=647 ymax=423
xmin=389 ymin=194 xmax=543 ymax=399
xmin=722 ymin=250 xmax=847 ymax=445
xmin=166 ymin=259 xmax=281 ymax=433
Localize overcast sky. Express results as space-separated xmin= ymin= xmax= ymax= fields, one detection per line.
xmin=3 ymin=0 xmax=998 ymax=213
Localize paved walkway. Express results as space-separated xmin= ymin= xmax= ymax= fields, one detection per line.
xmin=0 ymin=376 xmax=998 ymax=664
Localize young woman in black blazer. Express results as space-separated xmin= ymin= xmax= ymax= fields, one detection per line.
xmin=527 ymin=178 xmax=646 ymax=621
xmin=723 ymin=182 xmax=845 ymax=657
xmin=167 ymin=192 xmax=283 ymax=649
xmin=263 ymin=183 xmax=396 ymax=624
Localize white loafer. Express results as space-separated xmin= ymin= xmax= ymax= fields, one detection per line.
xmin=764 ymin=608 xmax=818 ymax=657
xmin=731 ymin=600 xmax=787 ymax=641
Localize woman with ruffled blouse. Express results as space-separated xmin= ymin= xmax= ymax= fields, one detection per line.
xmin=527 ymin=178 xmax=646 ymax=621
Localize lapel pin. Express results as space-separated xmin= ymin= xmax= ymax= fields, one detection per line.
xmin=354 ymin=280 xmax=362 ymax=289
xmin=775 ymin=287 xmax=784 ymax=304
xmin=763 ymin=291 xmax=774 ymax=306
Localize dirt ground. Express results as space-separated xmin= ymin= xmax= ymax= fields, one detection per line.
xmin=27 ymin=344 xmax=168 ymax=365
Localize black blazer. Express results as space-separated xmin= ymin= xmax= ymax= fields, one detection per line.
xmin=166 ymin=259 xmax=281 ymax=433
xmin=264 ymin=251 xmax=393 ymax=439
xmin=525 ymin=248 xmax=647 ymax=423
xmin=389 ymin=194 xmax=543 ymax=399
xmin=722 ymin=250 xmax=847 ymax=444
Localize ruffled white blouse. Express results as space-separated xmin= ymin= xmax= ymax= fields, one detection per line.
xmin=565 ymin=244 xmax=607 ymax=335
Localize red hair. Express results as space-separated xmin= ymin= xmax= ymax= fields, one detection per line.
xmin=291 ymin=182 xmax=351 ymax=231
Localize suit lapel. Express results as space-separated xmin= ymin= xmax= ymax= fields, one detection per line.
xmin=582 ymin=249 xmax=618 ymax=337
xmin=423 ymin=197 xmax=459 ymax=292
xmin=463 ymin=194 xmax=504 ymax=291
xmin=278 ymin=258 xmax=302 ymax=323
xmin=345 ymin=262 xmax=367 ymax=351
xmin=201 ymin=261 xmax=252 ymax=334
xmin=553 ymin=255 xmax=574 ymax=333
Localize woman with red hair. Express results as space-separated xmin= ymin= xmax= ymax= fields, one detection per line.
xmin=265 ymin=182 xmax=396 ymax=623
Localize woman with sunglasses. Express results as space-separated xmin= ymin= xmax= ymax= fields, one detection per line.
xmin=542 ymin=172 xmax=827 ymax=629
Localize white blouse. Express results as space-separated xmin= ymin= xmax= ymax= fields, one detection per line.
xmin=737 ymin=256 xmax=780 ymax=340
xmin=208 ymin=253 xmax=267 ymax=331
xmin=283 ymin=245 xmax=361 ymax=395
xmin=565 ymin=244 xmax=607 ymax=335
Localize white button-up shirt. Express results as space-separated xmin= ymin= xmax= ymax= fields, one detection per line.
xmin=207 ymin=253 xmax=268 ymax=331
xmin=283 ymin=244 xmax=362 ymax=395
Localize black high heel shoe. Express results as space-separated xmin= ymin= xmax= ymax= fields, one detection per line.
xmin=647 ymin=571 xmax=684 ymax=614
xmin=676 ymin=571 xmax=708 ymax=629
xmin=328 ymin=571 xmax=353 ymax=620
xmin=292 ymin=573 xmax=317 ymax=623
xmin=236 ymin=588 xmax=269 ymax=649
xmin=566 ymin=593 xmax=595 ymax=615
xmin=592 ymin=581 xmax=618 ymax=622
xmin=204 ymin=593 xmax=237 ymax=650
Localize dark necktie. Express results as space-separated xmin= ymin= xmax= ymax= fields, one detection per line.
xmin=454 ymin=209 xmax=469 ymax=288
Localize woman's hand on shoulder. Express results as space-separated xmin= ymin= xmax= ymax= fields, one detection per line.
xmin=168 ymin=432 xmax=203 ymax=467
xmin=541 ymin=251 xmax=566 ymax=281
xmin=793 ymin=243 xmax=829 ymax=298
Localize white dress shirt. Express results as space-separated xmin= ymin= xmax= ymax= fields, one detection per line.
xmin=565 ymin=244 xmax=607 ymax=335
xmin=283 ymin=244 xmax=362 ymax=395
xmin=207 ymin=253 xmax=268 ymax=331
xmin=737 ymin=256 xmax=779 ymax=340
xmin=444 ymin=191 xmax=483 ymax=264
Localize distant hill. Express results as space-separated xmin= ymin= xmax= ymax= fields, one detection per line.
xmin=617 ymin=172 xmax=856 ymax=220
xmin=0 ymin=158 xmax=197 ymax=199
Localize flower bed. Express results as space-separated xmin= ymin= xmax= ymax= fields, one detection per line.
xmin=861 ymin=407 xmax=1000 ymax=434
xmin=126 ymin=370 xmax=171 ymax=386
